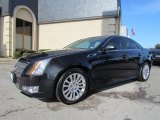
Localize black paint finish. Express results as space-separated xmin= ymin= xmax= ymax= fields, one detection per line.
xmin=151 ymin=49 xmax=160 ymax=64
xmin=12 ymin=35 xmax=152 ymax=99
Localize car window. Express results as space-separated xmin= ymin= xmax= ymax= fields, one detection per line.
xmin=105 ymin=37 xmax=122 ymax=50
xmin=74 ymin=41 xmax=90 ymax=49
xmin=65 ymin=37 xmax=106 ymax=49
xmin=72 ymin=40 xmax=102 ymax=49
xmin=122 ymin=38 xmax=139 ymax=50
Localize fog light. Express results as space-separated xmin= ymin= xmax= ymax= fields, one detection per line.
xmin=22 ymin=86 xmax=39 ymax=94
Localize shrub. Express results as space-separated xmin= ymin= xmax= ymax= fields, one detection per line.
xmin=13 ymin=49 xmax=36 ymax=59
xmin=39 ymin=49 xmax=50 ymax=52
xmin=13 ymin=51 xmax=22 ymax=59
xmin=22 ymin=52 xmax=34 ymax=57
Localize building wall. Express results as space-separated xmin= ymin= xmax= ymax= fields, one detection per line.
xmin=0 ymin=0 xmax=121 ymax=57
xmin=0 ymin=0 xmax=10 ymax=16
xmin=0 ymin=16 xmax=12 ymax=57
xmin=38 ymin=0 xmax=118 ymax=24
xmin=16 ymin=8 xmax=33 ymax=22
xmin=0 ymin=0 xmax=38 ymax=19
xmin=120 ymin=26 xmax=128 ymax=37
xmin=39 ymin=18 xmax=117 ymax=50
xmin=0 ymin=0 xmax=38 ymax=57
xmin=9 ymin=0 xmax=38 ymax=19
xmin=0 ymin=17 xmax=1 ymax=55
xmin=11 ymin=6 xmax=38 ymax=57
xmin=38 ymin=0 xmax=120 ymax=51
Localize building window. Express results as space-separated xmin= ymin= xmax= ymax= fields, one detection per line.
xmin=16 ymin=18 xmax=32 ymax=50
xmin=16 ymin=18 xmax=24 ymax=34
xmin=24 ymin=21 xmax=32 ymax=36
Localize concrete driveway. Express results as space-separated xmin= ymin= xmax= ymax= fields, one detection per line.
xmin=0 ymin=58 xmax=160 ymax=120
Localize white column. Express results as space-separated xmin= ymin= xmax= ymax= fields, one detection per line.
xmin=1 ymin=16 xmax=12 ymax=57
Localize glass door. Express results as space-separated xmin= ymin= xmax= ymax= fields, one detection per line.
xmin=16 ymin=18 xmax=32 ymax=50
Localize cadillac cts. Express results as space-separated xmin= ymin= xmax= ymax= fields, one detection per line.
xmin=11 ymin=35 xmax=152 ymax=104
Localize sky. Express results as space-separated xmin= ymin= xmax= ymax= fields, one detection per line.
xmin=121 ymin=0 xmax=160 ymax=48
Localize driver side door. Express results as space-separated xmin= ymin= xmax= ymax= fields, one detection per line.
xmin=91 ymin=37 xmax=128 ymax=85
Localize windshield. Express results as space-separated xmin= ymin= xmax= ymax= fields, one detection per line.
xmin=65 ymin=37 xmax=106 ymax=49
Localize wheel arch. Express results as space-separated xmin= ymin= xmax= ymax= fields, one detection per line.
xmin=144 ymin=60 xmax=152 ymax=67
xmin=138 ymin=59 xmax=151 ymax=81
xmin=52 ymin=65 xmax=92 ymax=98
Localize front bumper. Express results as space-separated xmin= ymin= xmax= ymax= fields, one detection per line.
xmin=11 ymin=72 xmax=55 ymax=99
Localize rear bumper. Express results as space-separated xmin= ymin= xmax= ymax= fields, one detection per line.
xmin=11 ymin=72 xmax=56 ymax=99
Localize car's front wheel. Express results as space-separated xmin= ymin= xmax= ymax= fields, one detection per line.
xmin=56 ymin=68 xmax=88 ymax=105
xmin=138 ymin=62 xmax=151 ymax=81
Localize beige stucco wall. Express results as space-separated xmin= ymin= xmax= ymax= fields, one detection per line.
xmin=39 ymin=17 xmax=119 ymax=50
xmin=120 ymin=26 xmax=128 ymax=37
xmin=0 ymin=15 xmax=120 ymax=57
xmin=0 ymin=6 xmax=37 ymax=57
xmin=0 ymin=16 xmax=12 ymax=57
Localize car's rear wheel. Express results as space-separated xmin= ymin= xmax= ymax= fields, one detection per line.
xmin=138 ymin=62 xmax=151 ymax=81
xmin=56 ymin=68 xmax=88 ymax=105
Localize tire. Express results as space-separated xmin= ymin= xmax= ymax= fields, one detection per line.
xmin=56 ymin=68 xmax=89 ymax=105
xmin=138 ymin=62 xmax=151 ymax=81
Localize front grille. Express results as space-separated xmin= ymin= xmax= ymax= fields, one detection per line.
xmin=15 ymin=61 xmax=29 ymax=77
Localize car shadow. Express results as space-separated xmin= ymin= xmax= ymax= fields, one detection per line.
xmin=40 ymin=96 xmax=59 ymax=103
xmin=88 ymin=79 xmax=137 ymax=98
xmin=41 ymin=79 xmax=137 ymax=103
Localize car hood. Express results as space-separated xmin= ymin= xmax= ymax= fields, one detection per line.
xmin=20 ymin=49 xmax=90 ymax=62
xmin=46 ymin=49 xmax=88 ymax=56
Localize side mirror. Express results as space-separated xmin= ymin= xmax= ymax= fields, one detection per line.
xmin=100 ymin=44 xmax=116 ymax=52
xmin=105 ymin=44 xmax=116 ymax=50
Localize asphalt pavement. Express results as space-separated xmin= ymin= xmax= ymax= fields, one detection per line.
xmin=0 ymin=58 xmax=160 ymax=120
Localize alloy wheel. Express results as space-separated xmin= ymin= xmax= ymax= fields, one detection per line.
xmin=62 ymin=73 xmax=86 ymax=101
xmin=142 ymin=64 xmax=150 ymax=80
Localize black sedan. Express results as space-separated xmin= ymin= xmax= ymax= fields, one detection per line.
xmin=151 ymin=49 xmax=160 ymax=64
xmin=11 ymin=35 xmax=152 ymax=104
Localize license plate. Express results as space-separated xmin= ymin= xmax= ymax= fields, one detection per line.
xmin=155 ymin=55 xmax=160 ymax=58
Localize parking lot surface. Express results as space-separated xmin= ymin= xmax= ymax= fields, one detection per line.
xmin=0 ymin=58 xmax=160 ymax=120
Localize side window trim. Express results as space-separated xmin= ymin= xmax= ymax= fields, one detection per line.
xmin=130 ymin=39 xmax=142 ymax=50
xmin=122 ymin=38 xmax=140 ymax=50
xmin=102 ymin=37 xmax=122 ymax=50
xmin=129 ymin=38 xmax=141 ymax=49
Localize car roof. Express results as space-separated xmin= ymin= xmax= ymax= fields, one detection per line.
xmin=86 ymin=35 xmax=127 ymax=40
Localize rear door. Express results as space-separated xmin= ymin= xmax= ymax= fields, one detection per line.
xmin=121 ymin=38 xmax=142 ymax=77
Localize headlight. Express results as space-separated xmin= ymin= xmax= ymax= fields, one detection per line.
xmin=29 ymin=58 xmax=51 ymax=76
